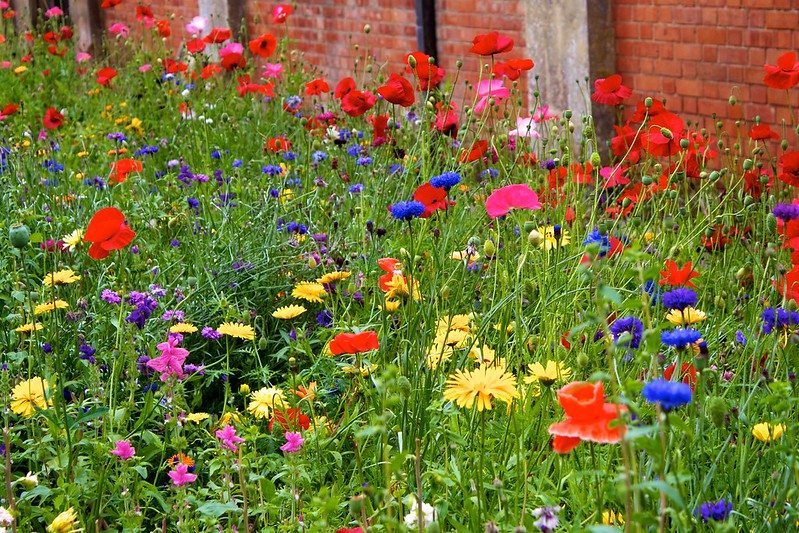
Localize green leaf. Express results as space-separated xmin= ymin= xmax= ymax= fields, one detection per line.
xmin=197 ymin=501 xmax=239 ymax=518
xmin=635 ymin=480 xmax=684 ymax=507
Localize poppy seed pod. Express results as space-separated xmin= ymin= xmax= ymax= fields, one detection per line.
xmin=9 ymin=223 xmax=30 ymax=249
xmin=644 ymin=97 xmax=653 ymax=108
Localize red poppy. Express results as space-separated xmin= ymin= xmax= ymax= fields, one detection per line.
xmin=249 ymin=33 xmax=277 ymax=57
xmin=304 ymin=77 xmax=329 ymax=96
xmin=659 ymin=259 xmax=699 ymax=288
xmin=156 ymin=19 xmax=171 ymax=38
xmin=591 ymin=74 xmax=632 ymax=106
xmin=334 ymin=77 xmax=356 ymax=99
xmin=341 ymin=90 xmax=377 ymax=117
xmin=203 ymin=28 xmax=231 ymax=44
xmin=776 ymin=264 xmax=799 ymax=302
xmin=84 ymin=207 xmax=136 ymax=260
xmin=329 ymin=331 xmax=379 ymax=355
xmin=100 ymin=0 xmax=121 ymax=8
xmin=237 ymin=76 xmax=275 ymax=97
xmin=272 ymin=4 xmax=293 ymax=23
xmin=376 ymin=73 xmax=415 ymax=107
xmin=163 ymin=59 xmax=188 ymax=74
xmin=109 ymin=158 xmax=143 ymax=184
xmin=663 ymin=363 xmax=697 ymax=388
xmin=96 ymin=67 xmax=118 ymax=87
xmin=265 ymin=136 xmax=291 ymax=152
xmin=220 ymin=52 xmax=246 ymax=71
xmin=404 ymin=52 xmax=445 ymax=91
xmin=136 ymin=5 xmax=153 ymax=22
xmin=47 ymin=46 xmax=66 ymax=57
xmin=434 ymin=102 xmax=458 ymax=137
xmin=776 ymin=151 xmax=799 ymax=187
xmin=42 ymin=31 xmax=60 ymax=44
xmin=468 ymin=32 xmax=513 ymax=56
xmin=743 ymin=169 xmax=771 ymax=199
xmin=459 ymin=140 xmax=488 ymax=163
xmin=643 ymin=127 xmax=681 ymax=158
xmin=702 ymin=225 xmax=747 ymax=251
xmin=269 ymin=408 xmax=311 ymax=431
xmin=413 ymin=182 xmax=451 ymax=218
xmin=749 ymin=123 xmax=780 ymax=141
xmin=492 ymin=58 xmax=534 ymax=81
xmin=0 ymin=103 xmax=19 ymax=120
xmin=43 ymin=107 xmax=64 ymax=129
xmin=631 ymin=99 xmax=684 ymax=134
xmin=201 ymin=64 xmax=221 ymax=80
xmin=369 ymin=114 xmax=389 ymax=142
xmin=548 ymin=381 xmax=626 ymax=454
xmin=186 ymin=39 xmax=206 ymax=54
xmin=764 ymin=52 xmax=799 ymax=90
xmin=378 ymin=258 xmax=404 ymax=291
xmin=59 ymin=26 xmax=73 ymax=40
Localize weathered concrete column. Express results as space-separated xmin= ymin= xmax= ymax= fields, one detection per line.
xmin=71 ymin=0 xmax=104 ymax=54
xmin=10 ymin=0 xmax=35 ymax=32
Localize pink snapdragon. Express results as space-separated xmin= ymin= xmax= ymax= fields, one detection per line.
xmin=109 ymin=440 xmax=136 ymax=460
xmin=215 ymin=424 xmax=245 ymax=452
xmin=147 ymin=336 xmax=189 ymax=381
xmin=280 ymin=431 xmax=305 ymax=453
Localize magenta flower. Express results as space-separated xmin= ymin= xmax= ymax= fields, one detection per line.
xmin=263 ymin=62 xmax=283 ymax=79
xmin=485 ymin=184 xmax=542 ymax=219
xmin=168 ymin=463 xmax=197 ymax=487
xmin=280 ymin=431 xmax=305 ymax=453
xmin=147 ymin=336 xmax=189 ymax=381
xmin=473 ymin=79 xmax=510 ymax=114
xmin=109 ymin=439 xmax=136 ymax=460
xmin=215 ymin=424 xmax=245 ymax=452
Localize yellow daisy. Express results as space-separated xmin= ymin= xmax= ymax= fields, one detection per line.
xmin=185 ymin=412 xmax=210 ymax=423
xmin=436 ymin=314 xmax=471 ymax=333
xmin=525 ymin=360 xmax=572 ymax=386
xmin=218 ymin=411 xmax=241 ymax=427
xmin=11 ymin=377 xmax=50 ymax=417
xmin=43 ymin=269 xmax=80 ymax=287
xmin=217 ymin=322 xmax=255 ymax=340
xmin=752 ymin=422 xmax=785 ymax=442
xmin=15 ymin=322 xmax=43 ymax=333
xmin=272 ymin=305 xmax=307 ymax=320
xmin=426 ymin=343 xmax=454 ymax=369
xmin=291 ymin=282 xmax=326 ymax=303
xmin=379 ymin=298 xmax=401 ymax=313
xmin=169 ymin=322 xmax=198 ymax=334
xmin=467 ymin=344 xmax=497 ymax=365
xmin=47 ymin=507 xmax=78 ymax=533
xmin=317 ymin=271 xmax=351 ymax=284
xmin=444 ymin=366 xmax=520 ymax=411
xmin=34 ymin=300 xmax=69 ymax=315
xmin=61 ymin=229 xmax=83 ymax=252
xmin=665 ymin=307 xmax=707 ymax=326
xmin=537 ymin=225 xmax=571 ymax=250
xmin=248 ymin=387 xmax=286 ymax=419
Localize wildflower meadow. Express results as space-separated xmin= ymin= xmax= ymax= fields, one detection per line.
xmin=2 ymin=3 xmax=799 ymax=532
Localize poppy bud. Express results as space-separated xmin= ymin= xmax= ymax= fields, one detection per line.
xmin=641 ymin=175 xmax=653 ymax=186
xmin=428 ymin=55 xmax=435 ymax=64
xmin=407 ymin=55 xmax=417 ymax=68
xmin=363 ymin=24 xmax=370 ymax=34
xmin=308 ymin=255 xmax=318 ymax=268
xmin=743 ymin=195 xmax=754 ymax=206
xmin=597 ymin=223 xmax=608 ymax=235
xmin=258 ymin=337 xmax=268 ymax=351
xmin=456 ymin=59 xmax=463 ymax=68
xmin=397 ymin=375 xmax=411 ymax=398
xmin=583 ymin=125 xmax=594 ymax=138
xmin=590 ymin=152 xmax=601 ymax=167
xmin=782 ymin=139 xmax=789 ymax=151
xmin=644 ymin=97 xmax=653 ymax=108
xmin=622 ymin=197 xmax=632 ymax=208
xmin=527 ymin=229 xmax=543 ymax=247
xmin=564 ymin=110 xmax=572 ymax=119
xmin=483 ymin=240 xmax=496 ymax=257
xmin=488 ymin=97 xmax=496 ymax=107
xmin=707 ymin=397 xmax=726 ymax=427
xmin=9 ymin=223 xmax=30 ymax=249
xmin=440 ymin=284 xmax=449 ymax=299
xmin=679 ymin=138 xmax=690 ymax=149
xmin=660 ymin=127 xmax=673 ymax=140
xmin=766 ymin=214 xmax=777 ymax=232
xmin=709 ymin=171 xmax=720 ymax=182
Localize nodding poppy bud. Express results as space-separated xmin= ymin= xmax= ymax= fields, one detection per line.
xmin=679 ymin=138 xmax=690 ymax=149
xmin=9 ymin=223 xmax=30 ymax=249
xmin=709 ymin=171 xmax=720 ymax=181
xmin=707 ymin=397 xmax=727 ymax=428
xmin=642 ymin=175 xmax=653 ymax=185
xmin=527 ymin=230 xmax=543 ymax=247
xmin=728 ymin=95 xmax=737 ymax=106
xmin=428 ymin=55 xmax=435 ymax=64
xmin=660 ymin=127 xmax=673 ymax=140
xmin=743 ymin=158 xmax=753 ymax=170
xmin=590 ymin=152 xmax=601 ymax=167
xmin=407 ymin=55 xmax=417 ymax=68
xmin=483 ymin=240 xmax=496 ymax=257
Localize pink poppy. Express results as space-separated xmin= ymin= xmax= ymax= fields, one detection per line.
xmin=485 ymin=184 xmax=542 ymax=219
xmin=473 ymin=79 xmax=510 ymax=114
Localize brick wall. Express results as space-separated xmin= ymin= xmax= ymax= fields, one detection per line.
xmin=614 ymin=0 xmax=799 ymax=128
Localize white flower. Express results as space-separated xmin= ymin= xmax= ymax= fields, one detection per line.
xmin=509 ymin=116 xmax=541 ymax=139
xmin=404 ymin=499 xmax=436 ymax=529
xmin=0 ymin=505 xmax=12 ymax=526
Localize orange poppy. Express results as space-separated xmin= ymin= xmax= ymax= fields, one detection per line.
xmin=548 ymin=381 xmax=626 ymax=453
xmin=84 ymin=207 xmax=136 ymax=260
xmin=329 ymin=331 xmax=379 ymax=355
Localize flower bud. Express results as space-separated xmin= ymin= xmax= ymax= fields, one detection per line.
xmin=483 ymin=240 xmax=496 ymax=257
xmin=527 ymin=229 xmax=543 ymax=247
xmin=9 ymin=223 xmax=30 ymax=249
xmin=363 ymin=24 xmax=371 ymax=34
xmin=644 ymin=97 xmax=653 ymax=108
xmin=707 ymin=397 xmax=727 ymax=428
xmin=742 ymin=158 xmax=753 ymax=170
xmin=590 ymin=152 xmax=601 ymax=167
xmin=407 ymin=55 xmax=417 ymax=68
xmin=397 ymin=375 xmax=411 ymax=398
xmin=660 ymin=127 xmax=673 ymax=140
xmin=564 ymin=110 xmax=572 ymax=119
xmin=239 ymin=384 xmax=250 ymax=395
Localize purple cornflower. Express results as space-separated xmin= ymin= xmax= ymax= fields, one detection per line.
xmin=101 ymin=289 xmax=122 ymax=305
xmin=695 ymin=498 xmax=732 ymax=523
xmin=532 ymin=506 xmax=561 ymax=532
xmin=661 ymin=288 xmax=698 ymax=310
xmin=609 ymin=316 xmax=644 ymax=350
xmin=773 ymin=202 xmax=799 ymax=222
xmin=201 ymin=327 xmax=222 ymax=340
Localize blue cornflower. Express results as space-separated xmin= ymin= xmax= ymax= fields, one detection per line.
xmin=187 ymin=197 xmax=199 ymax=211
xmin=609 ymin=316 xmax=644 ymax=350
xmin=479 ymin=168 xmax=499 ymax=179
xmin=390 ymin=200 xmax=425 ymax=221
xmin=661 ymin=288 xmax=698 ymax=310
xmin=389 ymin=164 xmax=405 ymax=175
xmin=312 ymin=151 xmax=328 ymax=163
xmin=661 ymin=328 xmax=702 ymax=348
xmin=356 ymin=156 xmax=372 ymax=166
xmin=761 ymin=307 xmax=799 ymax=334
xmin=582 ymin=229 xmax=611 ymax=257
xmin=430 ymin=171 xmax=461 ymax=190
xmin=283 ymin=151 xmax=297 ymax=161
xmin=735 ymin=330 xmax=747 ymax=345
xmin=210 ymin=150 xmax=222 ymax=159
xmin=642 ymin=378 xmax=692 ymax=410
xmin=262 ymin=165 xmax=284 ymax=175
xmin=232 ymin=159 xmax=243 ymax=168
xmin=338 ymin=129 xmax=351 ymax=142
xmin=348 ymin=183 xmax=365 ymax=194
xmin=285 ymin=95 xmax=302 ymax=109
xmin=695 ymin=498 xmax=732 ymax=523
xmin=773 ymin=203 xmax=799 ymax=222
xmin=43 ymin=160 xmax=64 ymax=172
xmin=346 ymin=145 xmax=362 ymax=157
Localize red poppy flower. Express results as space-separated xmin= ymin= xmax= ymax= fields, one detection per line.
xmin=413 ymin=182 xmax=451 ymax=218
xmin=249 ymin=33 xmax=277 ymax=58
xmin=631 ymin=99 xmax=684 ymax=134
xmin=548 ymin=381 xmax=626 ymax=453
xmin=591 ymin=74 xmax=632 ymax=106
xmin=334 ymin=77 xmax=356 ymax=99
xmin=304 ymin=77 xmax=329 ymax=96
xmin=459 ymin=140 xmax=488 ymax=163
xmin=109 ymin=158 xmax=143 ymax=184
xmin=377 ymin=73 xmax=415 ymax=107
xmin=663 ymin=363 xmax=697 ymax=388
xmin=341 ymin=90 xmax=377 ymax=117
xmin=404 ymin=52 xmax=445 ymax=91
xmin=163 ymin=59 xmax=188 ymax=74
xmin=47 ymin=46 xmax=66 ymax=57
xmin=237 ymin=76 xmax=274 ymax=97
xmin=84 ymin=207 xmax=136 ymax=260
xmin=185 ymin=39 xmax=206 ymax=54
xmin=156 ymin=20 xmax=171 ymax=38
xmin=100 ymin=0 xmax=121 ymax=8
xmin=43 ymin=107 xmax=64 ymax=129
xmin=764 ymin=52 xmax=799 ymax=90
xmin=329 ymin=331 xmax=379 ymax=355
xmin=469 ymin=32 xmax=514 ymax=56
xmin=96 ymin=67 xmax=118 ymax=87
xmin=492 ymin=59 xmax=534 ymax=81
xmin=749 ymin=123 xmax=780 ymax=141
xmin=369 ymin=113 xmax=389 ymax=142
xmin=0 ymin=103 xmax=19 ymax=120
xmin=203 ymin=28 xmax=231 ymax=44
xmin=136 ymin=5 xmax=153 ymax=22
xmin=42 ymin=31 xmax=60 ymax=44
xmin=59 ymin=26 xmax=73 ymax=40
xmin=265 ymin=136 xmax=291 ymax=152
xmin=434 ymin=102 xmax=458 ymax=137
xmin=201 ymin=64 xmax=221 ymax=80
xmin=776 ymin=264 xmax=799 ymax=302
xmin=220 ymin=52 xmax=246 ymax=71
xmin=269 ymin=408 xmax=311 ymax=431
xmin=777 ymin=151 xmax=799 ymax=187
xmin=643 ymin=127 xmax=681 ymax=158
xmin=659 ymin=259 xmax=700 ymax=288
xmin=272 ymin=4 xmax=293 ymax=23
